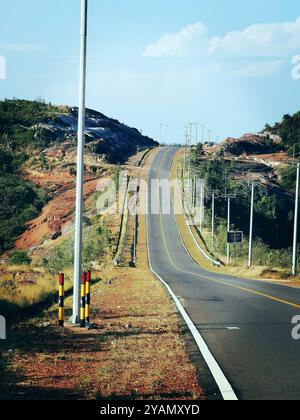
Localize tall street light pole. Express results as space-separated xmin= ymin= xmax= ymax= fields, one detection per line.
xmin=160 ymin=123 xmax=168 ymax=145
xmin=72 ymin=0 xmax=88 ymax=324
xmin=201 ymin=125 xmax=205 ymax=143
xmin=248 ymin=182 xmax=255 ymax=269
xmin=292 ymin=163 xmax=300 ymax=276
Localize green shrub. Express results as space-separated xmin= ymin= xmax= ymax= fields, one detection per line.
xmin=41 ymin=219 xmax=113 ymax=273
xmin=9 ymin=250 xmax=32 ymax=265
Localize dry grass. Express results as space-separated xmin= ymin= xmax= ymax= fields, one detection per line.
xmin=0 ymin=268 xmax=204 ymax=400
xmin=0 ymin=265 xmax=73 ymax=308
xmin=0 ymin=148 xmax=205 ymax=401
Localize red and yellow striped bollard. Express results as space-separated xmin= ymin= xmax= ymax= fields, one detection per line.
xmin=58 ymin=273 xmax=64 ymax=327
xmin=85 ymin=271 xmax=91 ymax=324
xmin=80 ymin=273 xmax=86 ymax=328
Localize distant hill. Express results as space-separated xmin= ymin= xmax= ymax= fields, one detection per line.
xmin=210 ymin=110 xmax=300 ymax=159
xmin=0 ymin=99 xmax=158 ymax=163
xmin=212 ymin=133 xmax=281 ymax=158
xmin=264 ymin=111 xmax=300 ymax=155
xmin=0 ymin=98 xmax=158 ymax=254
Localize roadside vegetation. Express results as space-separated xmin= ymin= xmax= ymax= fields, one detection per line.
xmin=190 ymin=149 xmax=294 ymax=250
xmin=0 ymin=149 xmax=48 ymax=253
xmin=265 ymin=111 xmax=300 ymax=155
xmin=175 ymin=146 xmax=299 ymax=279
xmin=0 ymin=148 xmax=205 ymax=401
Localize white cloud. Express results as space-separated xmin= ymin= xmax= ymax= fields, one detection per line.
xmin=209 ymin=18 xmax=300 ymax=57
xmin=0 ymin=55 xmax=6 ymax=80
xmin=143 ymin=17 xmax=300 ymax=59
xmin=143 ymin=22 xmax=208 ymax=57
xmin=0 ymin=44 xmax=42 ymax=52
xmin=233 ymin=60 xmax=284 ymax=78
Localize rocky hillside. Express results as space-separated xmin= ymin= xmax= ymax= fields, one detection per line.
xmin=210 ymin=133 xmax=282 ymax=158
xmin=210 ymin=110 xmax=300 ymax=159
xmin=0 ymin=99 xmax=157 ymax=255
xmin=0 ymin=99 xmax=158 ymax=163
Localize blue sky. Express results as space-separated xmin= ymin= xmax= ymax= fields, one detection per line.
xmin=1 ymin=0 xmax=300 ymax=143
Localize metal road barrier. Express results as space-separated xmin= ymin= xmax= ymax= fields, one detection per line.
xmin=113 ymin=176 xmax=130 ymax=266
xmin=0 ymin=315 xmax=6 ymax=340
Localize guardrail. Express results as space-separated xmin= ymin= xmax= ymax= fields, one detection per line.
xmin=176 ymin=174 xmax=221 ymax=267
xmin=136 ymin=147 xmax=154 ymax=167
xmin=113 ymin=175 xmax=130 ymax=265
xmin=132 ymin=178 xmax=140 ymax=266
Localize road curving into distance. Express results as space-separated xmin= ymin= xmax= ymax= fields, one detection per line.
xmin=147 ymin=147 xmax=300 ymax=401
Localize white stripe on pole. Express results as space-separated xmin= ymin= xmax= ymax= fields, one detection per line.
xmin=72 ymin=0 xmax=88 ymax=324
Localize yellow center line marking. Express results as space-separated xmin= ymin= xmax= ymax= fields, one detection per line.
xmin=155 ymin=149 xmax=300 ymax=311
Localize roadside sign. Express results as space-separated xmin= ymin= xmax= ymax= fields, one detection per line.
xmin=227 ymin=231 xmax=243 ymax=244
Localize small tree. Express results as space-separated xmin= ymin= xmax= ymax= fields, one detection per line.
xmin=9 ymin=250 xmax=32 ymax=266
xmin=191 ymin=143 xmax=204 ymax=165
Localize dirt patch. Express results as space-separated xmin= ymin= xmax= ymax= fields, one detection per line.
xmin=15 ymin=178 xmax=102 ymax=251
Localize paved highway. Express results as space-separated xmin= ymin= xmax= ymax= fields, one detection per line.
xmin=147 ymin=147 xmax=300 ymax=400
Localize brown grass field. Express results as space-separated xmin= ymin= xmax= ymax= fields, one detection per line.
xmin=0 ymin=149 xmax=205 ymax=401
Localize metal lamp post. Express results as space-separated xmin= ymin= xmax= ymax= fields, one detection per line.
xmin=72 ymin=0 xmax=88 ymax=324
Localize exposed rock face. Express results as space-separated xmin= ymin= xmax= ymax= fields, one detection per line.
xmin=212 ymin=133 xmax=282 ymax=158
xmin=34 ymin=107 xmax=158 ymax=163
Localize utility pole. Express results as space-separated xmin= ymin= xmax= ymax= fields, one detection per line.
xmin=292 ymin=142 xmax=300 ymax=161
xmin=191 ymin=122 xmax=198 ymax=144
xmin=183 ymin=127 xmax=188 ymax=179
xmin=227 ymin=197 xmax=231 ymax=264
xmin=192 ymin=172 xmax=196 ymax=208
xmin=72 ymin=0 xmax=88 ymax=324
xmin=189 ymin=123 xmax=193 ymax=145
xmin=208 ymin=129 xmax=213 ymax=143
xmin=248 ymin=182 xmax=255 ymax=269
xmin=133 ymin=184 xmax=138 ymax=266
xmin=201 ymin=125 xmax=205 ymax=143
xmin=199 ymin=180 xmax=205 ymax=232
xmin=212 ymin=192 xmax=215 ymax=249
xmin=187 ymin=125 xmax=192 ymax=200
xmin=292 ymin=163 xmax=300 ymax=276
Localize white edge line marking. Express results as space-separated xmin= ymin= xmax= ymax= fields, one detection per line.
xmin=146 ymin=149 xmax=238 ymax=401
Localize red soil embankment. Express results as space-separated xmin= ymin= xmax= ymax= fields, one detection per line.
xmin=15 ymin=175 xmax=100 ymax=250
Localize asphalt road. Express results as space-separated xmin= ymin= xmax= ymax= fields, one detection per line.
xmin=147 ymin=147 xmax=300 ymax=400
